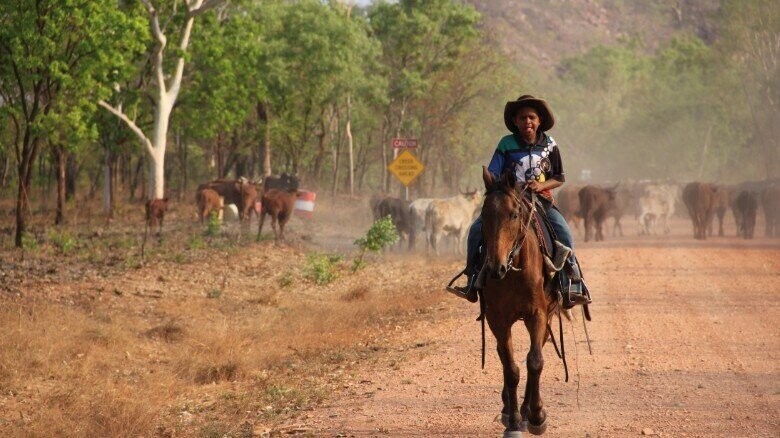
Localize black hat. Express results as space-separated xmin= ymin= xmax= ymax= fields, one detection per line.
xmin=503 ymin=94 xmax=555 ymax=133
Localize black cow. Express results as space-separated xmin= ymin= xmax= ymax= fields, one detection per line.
xmin=263 ymin=173 xmax=300 ymax=191
xmin=734 ymin=190 xmax=759 ymax=239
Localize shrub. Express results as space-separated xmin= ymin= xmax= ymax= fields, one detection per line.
xmin=304 ymin=253 xmax=341 ymax=285
xmin=206 ymin=211 xmax=220 ymax=237
xmin=48 ymin=230 xmax=77 ymax=255
xmin=352 ymin=215 xmax=399 ymax=271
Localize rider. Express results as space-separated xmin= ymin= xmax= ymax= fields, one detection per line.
xmin=450 ymin=94 xmax=591 ymax=309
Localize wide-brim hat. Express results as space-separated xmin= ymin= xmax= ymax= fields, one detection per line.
xmin=504 ymin=94 xmax=555 ymax=133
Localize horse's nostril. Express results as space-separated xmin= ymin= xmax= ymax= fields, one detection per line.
xmin=498 ymin=265 xmax=507 ymax=278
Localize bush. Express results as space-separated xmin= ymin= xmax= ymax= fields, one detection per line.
xmin=304 ymin=253 xmax=342 ymax=285
xmin=48 ymin=230 xmax=77 ymax=255
xmin=206 ymin=211 xmax=220 ymax=237
xmin=352 ymin=215 xmax=399 ymax=271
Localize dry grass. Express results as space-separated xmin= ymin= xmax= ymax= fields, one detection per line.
xmin=0 ymin=192 xmax=447 ymax=436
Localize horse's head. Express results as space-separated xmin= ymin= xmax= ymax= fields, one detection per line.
xmin=481 ymin=166 xmax=530 ymax=280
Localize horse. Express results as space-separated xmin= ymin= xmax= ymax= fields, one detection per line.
xmin=479 ymin=166 xmax=561 ymax=437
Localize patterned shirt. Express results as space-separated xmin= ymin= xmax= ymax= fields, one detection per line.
xmin=487 ymin=132 xmax=565 ymax=201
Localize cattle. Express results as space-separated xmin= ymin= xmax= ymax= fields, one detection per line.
xmin=145 ymin=197 xmax=169 ymax=236
xmin=196 ymin=188 xmax=223 ymax=223
xmin=408 ymin=198 xmax=434 ymax=251
xmin=425 ymin=190 xmax=483 ymax=255
xmin=609 ymin=186 xmax=632 ymax=237
xmin=734 ymin=190 xmax=759 ymax=239
xmin=263 ymin=173 xmax=300 ymax=191
xmin=682 ymin=182 xmax=717 ymax=240
xmin=257 ymin=188 xmax=301 ymax=241
xmin=554 ymin=185 xmax=582 ymax=233
xmin=708 ymin=185 xmax=732 ymax=237
xmin=761 ymin=184 xmax=780 ymax=237
xmin=578 ymin=185 xmax=616 ymax=242
xmin=637 ymin=184 xmax=677 ymax=235
xmin=372 ymin=196 xmax=412 ymax=245
xmin=197 ymin=179 xmax=258 ymax=222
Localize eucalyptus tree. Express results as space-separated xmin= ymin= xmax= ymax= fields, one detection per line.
xmin=368 ymin=0 xmax=481 ymax=191
xmin=99 ymin=0 xmax=224 ymax=201
xmin=716 ymin=0 xmax=779 ymax=178
xmin=0 ymin=0 xmax=145 ymax=246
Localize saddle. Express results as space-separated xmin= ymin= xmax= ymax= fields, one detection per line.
xmin=525 ymin=196 xmax=571 ymax=279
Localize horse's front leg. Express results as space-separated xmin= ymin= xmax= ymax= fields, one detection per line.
xmin=489 ymin=320 xmax=524 ymax=436
xmin=522 ymin=312 xmax=548 ymax=435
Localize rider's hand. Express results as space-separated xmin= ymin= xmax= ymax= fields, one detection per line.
xmin=528 ymin=180 xmax=544 ymax=192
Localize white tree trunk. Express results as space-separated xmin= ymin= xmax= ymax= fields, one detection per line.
xmin=99 ymin=0 xmax=219 ymax=200
xmin=346 ymin=95 xmax=354 ymax=196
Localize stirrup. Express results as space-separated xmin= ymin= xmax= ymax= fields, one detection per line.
xmin=561 ymin=279 xmax=591 ymax=309
xmin=446 ymin=270 xmax=479 ymax=303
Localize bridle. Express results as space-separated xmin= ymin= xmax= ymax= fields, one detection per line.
xmin=487 ymin=183 xmax=536 ymax=273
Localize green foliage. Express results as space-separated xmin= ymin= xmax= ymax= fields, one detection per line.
xmin=206 ymin=212 xmax=221 ymax=237
xmin=21 ymin=233 xmax=39 ymax=251
xmin=186 ymin=234 xmax=206 ymax=251
xmin=48 ymin=230 xmax=77 ymax=255
xmin=304 ymin=253 xmax=342 ymax=285
xmin=352 ymin=215 xmax=399 ymax=272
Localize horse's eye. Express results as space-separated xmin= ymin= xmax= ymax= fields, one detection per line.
xmin=511 ymin=213 xmax=519 ymax=220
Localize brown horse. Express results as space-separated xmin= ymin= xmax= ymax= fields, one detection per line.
xmin=480 ymin=166 xmax=560 ymax=437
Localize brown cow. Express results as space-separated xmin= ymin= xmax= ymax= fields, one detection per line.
xmin=257 ymin=188 xmax=301 ymax=241
xmin=708 ymin=184 xmax=732 ymax=237
xmin=554 ymin=184 xmax=581 ymax=233
xmin=145 ymin=197 xmax=169 ymax=236
xmin=682 ymin=182 xmax=717 ymax=240
xmin=578 ymin=185 xmax=616 ymax=242
xmin=761 ymin=184 xmax=780 ymax=237
xmin=196 ymin=188 xmax=223 ymax=223
xmin=196 ymin=179 xmax=258 ymax=222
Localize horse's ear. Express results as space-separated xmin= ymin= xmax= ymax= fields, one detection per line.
xmin=502 ymin=168 xmax=517 ymax=189
xmin=482 ymin=166 xmax=495 ymax=189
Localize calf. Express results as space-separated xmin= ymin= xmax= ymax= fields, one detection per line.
xmin=196 ymin=188 xmax=223 ymax=223
xmin=145 ymin=197 xmax=169 ymax=236
xmin=257 ymin=189 xmax=301 ymax=241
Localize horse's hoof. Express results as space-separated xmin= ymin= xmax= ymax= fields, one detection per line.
xmin=526 ymin=417 xmax=547 ymax=435
xmin=503 ymin=430 xmax=524 ymax=438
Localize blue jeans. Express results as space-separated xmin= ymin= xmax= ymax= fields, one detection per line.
xmin=465 ymin=202 xmax=584 ymax=289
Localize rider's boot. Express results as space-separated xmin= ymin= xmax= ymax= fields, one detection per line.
xmin=449 ymin=273 xmax=480 ymax=303
xmin=561 ymin=261 xmax=592 ymax=309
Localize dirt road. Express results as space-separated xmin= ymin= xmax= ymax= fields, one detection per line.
xmin=304 ymin=231 xmax=780 ymax=437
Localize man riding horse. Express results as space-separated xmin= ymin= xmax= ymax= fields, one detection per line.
xmin=449 ymin=94 xmax=591 ymax=309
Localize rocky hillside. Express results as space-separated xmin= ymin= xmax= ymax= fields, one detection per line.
xmin=468 ymin=0 xmax=720 ymax=67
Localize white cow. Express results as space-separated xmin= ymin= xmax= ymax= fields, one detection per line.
xmin=637 ymin=184 xmax=677 ymax=235
xmin=408 ymin=198 xmax=434 ymax=251
xmin=425 ymin=190 xmax=483 ymax=255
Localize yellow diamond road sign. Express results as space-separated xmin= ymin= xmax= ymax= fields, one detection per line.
xmin=388 ymin=150 xmax=425 ymax=186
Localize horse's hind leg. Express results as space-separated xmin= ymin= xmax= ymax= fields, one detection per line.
xmin=522 ymin=313 xmax=548 ymax=435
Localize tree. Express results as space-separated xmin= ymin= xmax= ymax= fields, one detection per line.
xmin=0 ymin=0 xmax=145 ymax=246
xmin=99 ymin=0 xmax=222 ymax=200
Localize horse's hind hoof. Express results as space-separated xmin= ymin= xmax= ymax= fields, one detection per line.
xmin=503 ymin=430 xmax=524 ymax=438
xmin=526 ymin=418 xmax=547 ymax=435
